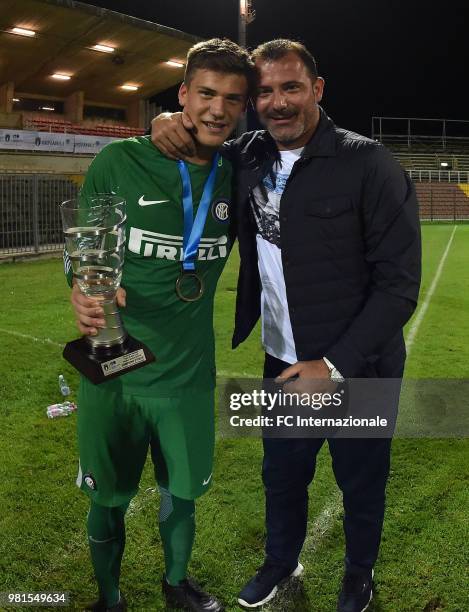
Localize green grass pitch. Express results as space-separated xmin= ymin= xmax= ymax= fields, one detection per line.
xmin=0 ymin=224 xmax=468 ymax=611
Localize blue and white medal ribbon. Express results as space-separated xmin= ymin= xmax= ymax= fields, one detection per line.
xmin=175 ymin=152 xmax=220 ymax=301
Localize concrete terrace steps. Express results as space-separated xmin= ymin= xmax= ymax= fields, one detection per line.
xmin=415 ymin=183 xmax=469 ymax=220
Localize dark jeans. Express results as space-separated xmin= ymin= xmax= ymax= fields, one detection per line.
xmin=262 ymin=353 xmax=395 ymax=573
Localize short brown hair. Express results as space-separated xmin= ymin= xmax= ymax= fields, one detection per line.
xmin=184 ymin=38 xmax=256 ymax=94
xmin=251 ymin=39 xmax=318 ymax=81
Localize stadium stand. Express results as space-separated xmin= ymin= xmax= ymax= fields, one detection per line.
xmin=372 ymin=117 xmax=469 ymax=169
xmin=391 ymin=152 xmax=469 ymax=173
xmin=373 ymin=117 xmax=469 ymax=221
xmin=414 ymin=183 xmax=469 ymax=221
xmin=23 ymin=117 xmax=146 ymax=138
xmin=2 ymin=3 xmax=469 ymax=258
xmin=0 ymin=0 xmax=199 ymax=153
xmin=0 ymin=0 xmax=201 ymax=256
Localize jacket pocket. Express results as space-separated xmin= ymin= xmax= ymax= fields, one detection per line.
xmin=305 ymin=195 xmax=352 ymax=218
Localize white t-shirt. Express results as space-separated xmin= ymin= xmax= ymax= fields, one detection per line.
xmin=251 ymin=147 xmax=303 ymax=364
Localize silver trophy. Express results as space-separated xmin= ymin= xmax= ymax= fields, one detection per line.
xmin=61 ymin=195 xmax=154 ymax=384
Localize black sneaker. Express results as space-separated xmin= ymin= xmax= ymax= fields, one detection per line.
xmin=162 ymin=575 xmax=224 ymax=611
xmin=337 ymin=569 xmax=373 ymax=612
xmin=83 ymin=593 xmax=127 ymax=611
xmin=237 ymin=560 xmax=304 ymax=608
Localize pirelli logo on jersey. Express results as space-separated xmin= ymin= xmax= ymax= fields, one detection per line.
xmin=128 ymin=227 xmax=228 ymax=261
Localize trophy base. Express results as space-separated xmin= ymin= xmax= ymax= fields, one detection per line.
xmin=63 ymin=335 xmax=155 ymax=384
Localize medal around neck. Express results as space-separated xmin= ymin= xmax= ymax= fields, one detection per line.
xmin=175 ymin=270 xmax=204 ymax=302
xmin=176 ymin=153 xmax=220 ymax=302
xmin=61 ymin=195 xmax=155 ymax=384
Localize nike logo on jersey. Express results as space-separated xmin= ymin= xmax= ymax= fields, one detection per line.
xmin=138 ymin=195 xmax=170 ymax=206
xmin=129 ymin=227 xmax=228 ymax=261
xmin=202 ymin=473 xmax=212 ymax=486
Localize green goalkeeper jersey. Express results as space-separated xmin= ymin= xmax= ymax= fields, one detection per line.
xmin=65 ymin=136 xmax=233 ymax=396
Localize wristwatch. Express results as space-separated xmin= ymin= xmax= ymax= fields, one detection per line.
xmin=323 ymin=357 xmax=345 ymax=383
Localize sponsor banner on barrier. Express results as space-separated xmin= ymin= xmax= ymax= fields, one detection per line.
xmin=0 ymin=129 xmax=118 ymax=154
xmin=73 ymin=134 xmax=116 ymax=154
xmin=0 ymin=129 xmax=74 ymax=152
xmin=34 ymin=132 xmax=75 ymax=152
xmin=0 ymin=129 xmax=31 ymax=150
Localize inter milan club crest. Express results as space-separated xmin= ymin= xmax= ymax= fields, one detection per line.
xmin=211 ymin=198 xmax=230 ymax=223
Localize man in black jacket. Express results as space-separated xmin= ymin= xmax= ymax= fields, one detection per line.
xmin=152 ymin=39 xmax=421 ymax=612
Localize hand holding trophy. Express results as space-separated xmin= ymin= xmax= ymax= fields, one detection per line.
xmin=61 ymin=194 xmax=154 ymax=383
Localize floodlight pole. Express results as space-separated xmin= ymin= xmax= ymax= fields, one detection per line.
xmin=238 ymin=0 xmax=255 ymax=135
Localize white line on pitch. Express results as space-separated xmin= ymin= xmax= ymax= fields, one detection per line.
xmin=218 ymin=369 xmax=259 ymax=378
xmin=263 ymin=489 xmax=343 ymax=611
xmin=0 ymin=330 xmax=257 ymax=377
xmin=405 ymin=224 xmax=457 ymax=356
xmin=302 ymin=489 xmax=343 ymax=555
xmin=0 ymin=327 xmax=63 ymax=347
xmin=126 ymin=486 xmax=157 ymax=518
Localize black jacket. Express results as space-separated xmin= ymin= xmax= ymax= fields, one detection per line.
xmin=224 ymin=109 xmax=421 ymax=378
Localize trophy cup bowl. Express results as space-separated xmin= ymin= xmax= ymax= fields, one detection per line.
xmin=61 ymin=195 xmax=155 ymax=384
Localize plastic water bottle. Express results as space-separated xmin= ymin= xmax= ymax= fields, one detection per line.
xmin=58 ymin=374 xmax=70 ymax=396
xmin=47 ymin=401 xmax=77 ymax=419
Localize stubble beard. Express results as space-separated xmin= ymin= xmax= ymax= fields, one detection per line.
xmin=268 ymin=119 xmax=306 ymax=147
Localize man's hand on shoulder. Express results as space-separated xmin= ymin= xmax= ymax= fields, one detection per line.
xmin=276 ymin=359 xmax=337 ymax=394
xmin=150 ymin=111 xmax=197 ymax=160
xmin=71 ymin=283 xmax=126 ymax=336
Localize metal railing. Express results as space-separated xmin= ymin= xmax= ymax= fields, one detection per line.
xmin=0 ymin=174 xmax=80 ymax=256
xmin=0 ymin=170 xmax=467 ymax=259
xmin=372 ymin=116 xmax=469 ymax=151
xmin=409 ymin=170 xmax=469 ymax=183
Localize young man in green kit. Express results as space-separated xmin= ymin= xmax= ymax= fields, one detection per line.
xmin=63 ymin=39 xmax=254 ymax=611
